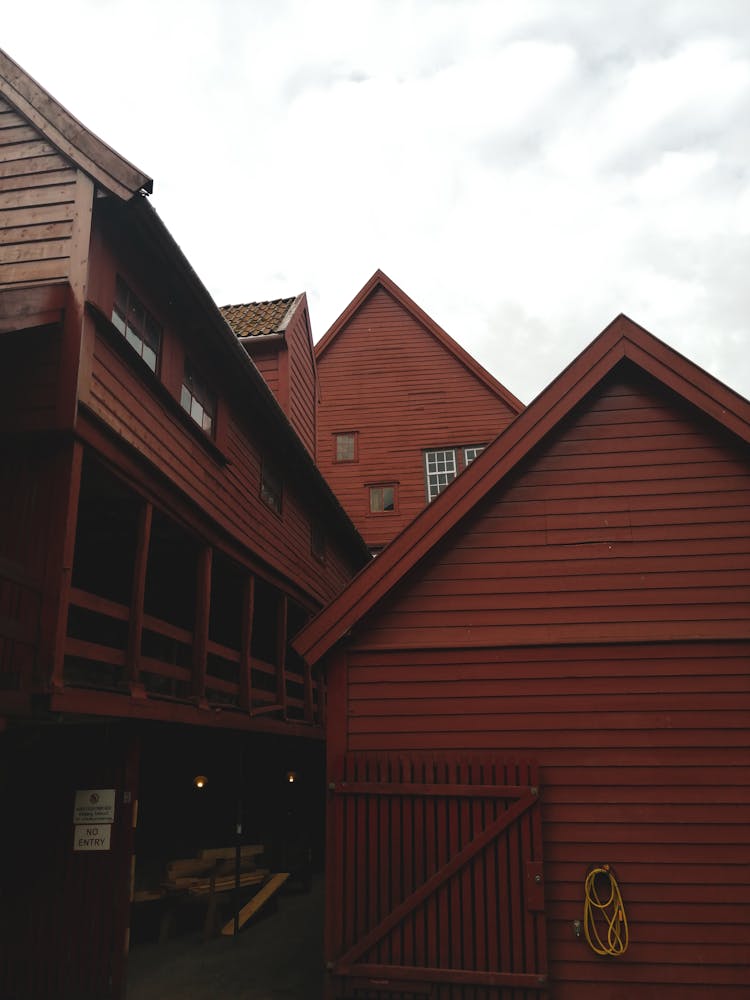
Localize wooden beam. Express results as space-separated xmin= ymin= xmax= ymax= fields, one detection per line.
xmin=276 ymin=594 xmax=287 ymax=720
xmin=192 ymin=545 xmax=212 ymax=707
xmin=127 ymin=501 xmax=152 ymax=697
xmin=44 ymin=439 xmax=83 ymax=690
xmin=220 ymin=873 xmax=290 ymax=936
xmin=239 ymin=574 xmax=254 ymax=713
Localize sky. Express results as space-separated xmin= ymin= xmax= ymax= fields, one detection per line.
xmin=5 ymin=0 xmax=750 ymax=404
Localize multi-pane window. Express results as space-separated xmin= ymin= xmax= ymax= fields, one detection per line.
xmin=111 ymin=276 xmax=161 ymax=372
xmin=261 ymin=464 xmax=282 ymax=515
xmin=464 ymin=445 xmax=485 ymax=465
xmin=335 ymin=432 xmax=358 ymax=462
xmin=424 ymin=449 xmax=457 ymax=501
xmin=369 ymin=484 xmax=395 ymax=513
xmin=180 ymin=362 xmax=216 ymax=435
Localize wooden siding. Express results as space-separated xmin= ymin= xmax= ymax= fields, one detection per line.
xmin=317 ymin=285 xmax=518 ymax=549
xmin=84 ymin=328 xmax=354 ymax=608
xmin=342 ymin=640 xmax=750 ymax=998
xmin=361 ymin=368 xmax=750 ymax=647
xmin=250 ymin=349 xmax=280 ymax=400
xmin=0 ymin=99 xmax=77 ymax=287
xmin=0 ymin=322 xmax=60 ymax=432
xmin=286 ymin=304 xmax=317 ymax=458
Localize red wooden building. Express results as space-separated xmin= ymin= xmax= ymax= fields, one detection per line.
xmin=315 ymin=270 xmax=523 ymax=552
xmin=221 ymin=295 xmax=319 ymax=458
xmin=295 ymin=315 xmax=750 ymax=1000
xmin=0 ymin=49 xmax=368 ymax=999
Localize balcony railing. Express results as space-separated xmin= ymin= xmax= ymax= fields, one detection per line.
xmin=63 ymin=586 xmax=321 ymax=726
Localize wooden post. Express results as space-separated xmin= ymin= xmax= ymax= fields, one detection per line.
xmin=239 ymin=574 xmax=255 ymax=713
xmin=192 ymin=545 xmax=212 ymax=707
xmin=43 ymin=440 xmax=84 ymax=690
xmin=276 ymin=594 xmax=288 ymax=720
xmin=127 ymin=501 xmax=152 ymax=697
xmin=303 ymin=661 xmax=314 ymax=723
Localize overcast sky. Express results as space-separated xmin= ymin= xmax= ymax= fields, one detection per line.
xmin=5 ymin=1 xmax=750 ymax=404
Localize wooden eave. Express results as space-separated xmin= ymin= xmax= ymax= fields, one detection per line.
xmin=315 ymin=269 xmax=524 ymax=413
xmin=0 ymin=48 xmax=152 ymax=200
xmin=294 ymin=313 xmax=750 ymax=665
xmin=123 ymin=197 xmax=369 ymax=564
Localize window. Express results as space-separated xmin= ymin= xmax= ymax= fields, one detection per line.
xmin=425 ymin=449 xmax=457 ymax=501
xmin=111 ymin=276 xmax=161 ymax=372
xmin=464 ymin=445 xmax=485 ymax=465
xmin=180 ymin=362 xmax=216 ymax=435
xmin=369 ymin=484 xmax=396 ymax=513
xmin=335 ymin=432 xmax=358 ymax=463
xmin=311 ymin=521 xmax=325 ymax=561
xmin=261 ymin=464 xmax=282 ymax=515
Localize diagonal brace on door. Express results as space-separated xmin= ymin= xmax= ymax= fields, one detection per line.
xmin=334 ymin=791 xmax=538 ymax=970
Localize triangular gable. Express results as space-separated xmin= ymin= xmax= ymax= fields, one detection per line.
xmin=0 ymin=48 xmax=151 ymax=200
xmin=295 ymin=314 xmax=750 ymax=665
xmin=315 ymin=269 xmax=524 ymax=413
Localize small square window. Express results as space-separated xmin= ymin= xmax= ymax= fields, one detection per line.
xmin=464 ymin=445 xmax=485 ymax=466
xmin=261 ymin=464 xmax=282 ymax=515
xmin=181 ymin=362 xmax=216 ymax=436
xmin=369 ymin=484 xmax=396 ymax=513
xmin=335 ymin=432 xmax=358 ymax=463
xmin=425 ymin=449 xmax=457 ymax=502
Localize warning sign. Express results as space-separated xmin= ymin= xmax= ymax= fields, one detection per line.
xmin=73 ymin=789 xmax=115 ymax=825
xmin=73 ymin=824 xmax=111 ymax=852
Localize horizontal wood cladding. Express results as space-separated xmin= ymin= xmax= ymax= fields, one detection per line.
xmin=317 ymin=286 xmax=518 ymax=547
xmin=360 ymin=369 xmax=750 ymax=647
xmin=0 ymin=104 xmax=76 ymax=287
xmin=86 ymin=330 xmax=354 ymax=607
xmin=344 ymin=640 xmax=750 ymax=997
xmin=250 ymin=350 xmax=280 ymax=399
xmin=286 ymin=310 xmax=316 ymax=457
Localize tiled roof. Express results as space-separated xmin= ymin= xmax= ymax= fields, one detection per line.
xmin=220 ymin=297 xmax=297 ymax=338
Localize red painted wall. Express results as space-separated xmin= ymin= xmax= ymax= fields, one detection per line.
xmin=327 ymin=365 xmax=750 ymax=998
xmin=317 ymin=284 xmax=519 ymax=550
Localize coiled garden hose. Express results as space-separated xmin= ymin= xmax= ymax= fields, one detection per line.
xmin=583 ymin=865 xmax=629 ymax=956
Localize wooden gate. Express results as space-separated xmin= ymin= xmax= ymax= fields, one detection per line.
xmin=326 ymin=754 xmax=547 ymax=1000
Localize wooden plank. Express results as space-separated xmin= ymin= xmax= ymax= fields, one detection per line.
xmin=332 ymin=781 xmax=530 ymax=798
xmin=0 ymin=238 xmax=70 ymax=263
xmin=0 ymin=220 xmax=73 ymax=246
xmin=0 ymin=258 xmax=69 ymax=284
xmin=200 ymin=844 xmax=265 ymax=861
xmin=0 ymin=153 xmax=69 ymax=180
xmin=239 ymin=574 xmax=254 ymax=711
xmin=220 ymin=873 xmax=290 ymax=935
xmin=0 ymin=182 xmax=76 ymax=210
xmin=69 ymin=587 xmax=129 ymax=621
xmin=127 ymin=501 xmax=151 ymax=693
xmin=276 ymin=594 xmax=287 ymax=718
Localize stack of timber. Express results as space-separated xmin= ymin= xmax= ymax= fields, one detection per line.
xmin=162 ymin=844 xmax=268 ymax=896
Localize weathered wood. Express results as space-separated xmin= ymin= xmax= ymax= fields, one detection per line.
xmin=192 ymin=545 xmax=212 ymax=703
xmin=220 ymin=872 xmax=290 ymax=935
xmin=127 ymin=501 xmax=152 ymax=694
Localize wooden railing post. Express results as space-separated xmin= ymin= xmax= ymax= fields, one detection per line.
xmin=239 ymin=574 xmax=254 ymax=713
xmin=276 ymin=594 xmax=287 ymax=719
xmin=45 ymin=440 xmax=83 ymax=691
xmin=127 ymin=501 xmax=152 ymax=698
xmin=192 ymin=545 xmax=212 ymax=707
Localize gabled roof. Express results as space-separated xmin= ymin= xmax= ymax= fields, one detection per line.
xmin=220 ymin=296 xmax=302 ymax=339
xmin=295 ymin=314 xmax=750 ymax=665
xmin=315 ymin=269 xmax=524 ymax=413
xmin=0 ymin=48 xmax=152 ymax=200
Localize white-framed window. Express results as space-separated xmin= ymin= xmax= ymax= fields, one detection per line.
xmin=180 ymin=362 xmax=216 ymax=435
xmin=369 ymin=484 xmax=396 ymax=513
xmin=111 ymin=275 xmax=161 ymax=372
xmin=424 ymin=449 xmax=457 ymax=502
xmin=335 ymin=431 xmax=358 ymax=463
xmin=464 ymin=445 xmax=485 ymax=466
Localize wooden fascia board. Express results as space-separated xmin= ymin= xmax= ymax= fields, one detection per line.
xmin=315 ymin=269 xmax=524 ymax=413
xmin=294 ymin=333 xmax=629 ymax=665
xmin=620 ymin=335 xmax=750 ymax=446
xmin=0 ymin=48 xmax=152 ymax=200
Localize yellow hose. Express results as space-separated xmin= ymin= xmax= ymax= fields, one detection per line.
xmin=583 ymin=865 xmax=629 ymax=956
